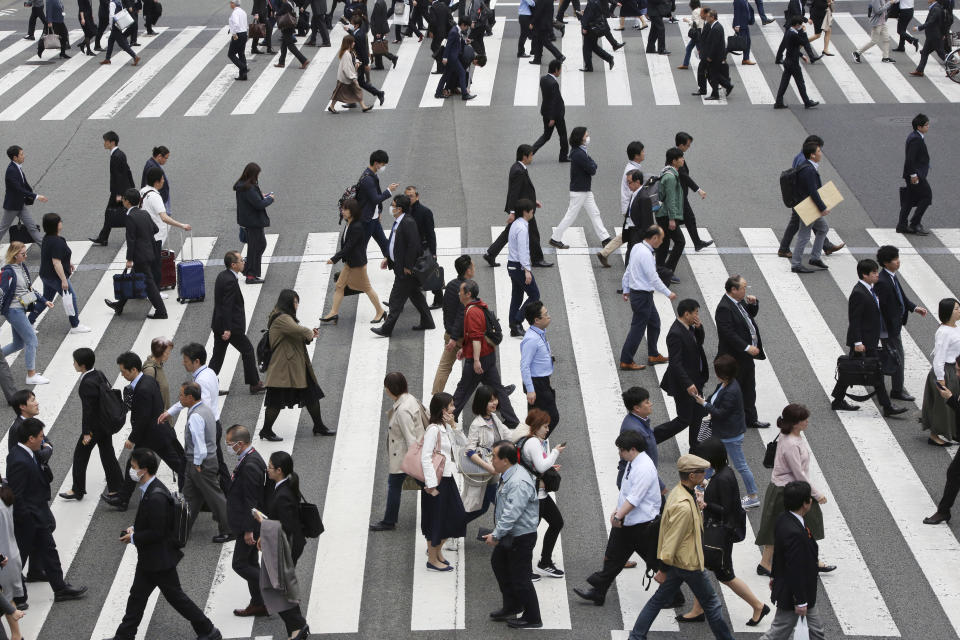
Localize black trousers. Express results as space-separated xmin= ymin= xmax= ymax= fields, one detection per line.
xmin=518 ymin=15 xmax=532 ymax=54
xmin=95 ymin=195 xmax=122 ymax=243
xmin=897 ymin=177 xmax=932 ymax=229
xmin=16 ymin=523 xmax=67 ymax=592
xmin=937 ymin=448 xmax=960 ymax=515
xmin=115 ymin=261 xmax=167 ymax=317
xmin=115 ymin=566 xmax=213 ymax=639
xmin=232 ymin=535 xmax=263 ymax=606
xmin=44 ymin=21 xmax=69 ymax=55
xmin=915 ymin=36 xmax=945 ymax=73
xmin=529 ymin=375 xmax=560 ymax=436
xmin=124 ymin=8 xmax=139 ymax=45
xmin=358 ymin=65 xmax=381 ymax=97
xmin=96 ymin=0 xmax=109 ymax=45
xmin=707 ymin=60 xmax=731 ymax=96
xmin=682 ymin=198 xmax=704 ymax=247
xmin=646 ymin=15 xmax=665 ymax=52
xmin=72 ymin=430 xmax=123 ymax=495
xmin=832 ymin=347 xmax=891 ymax=409
xmin=654 ymin=391 xmax=704 ymax=449
xmin=587 ymin=519 xmax=660 ymax=594
xmin=531 ymin=115 xmax=569 ymax=160
xmin=532 ymin=28 xmax=563 ymax=62
xmin=655 ymin=217 xmax=685 ymax=271
xmin=210 ymin=331 xmax=261 ymax=385
xmin=452 ymin=352 xmax=520 ymax=426
xmin=775 ymin=62 xmax=811 ymax=104
xmin=279 ymin=31 xmax=306 ymax=65
xmin=279 ymin=604 xmax=308 ymax=634
xmin=491 ymin=531 xmax=541 ymax=623
xmin=895 ymin=8 xmax=918 ymax=48
xmin=229 ymin=33 xmax=249 ymax=77
xmin=27 ymin=6 xmax=46 ymax=37
xmin=243 ymin=226 xmax=267 ymax=278
xmin=735 ymin=355 xmax=759 ymax=425
xmin=780 ymin=210 xmax=837 ymax=252
xmin=537 ymin=495 xmax=563 ymax=565
xmin=120 ymin=434 xmax=185 ymax=501
xmin=488 ymin=214 xmax=545 ymax=262
xmin=381 ymin=273 xmax=433 ymax=335
xmin=151 ymin=240 xmax=163 ymax=285
xmin=582 ymin=31 xmax=612 ymax=69
xmin=556 ymin=0 xmax=581 ymax=18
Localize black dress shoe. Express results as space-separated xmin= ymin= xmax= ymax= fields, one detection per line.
xmin=104 ymin=299 xmax=122 ymax=315
xmin=58 ymin=491 xmax=83 ymax=500
xmin=489 ymin=607 xmax=523 ymax=621
xmin=517 ymin=52 xmax=530 ymax=58
xmin=831 ymin=398 xmax=859 ymax=411
xmin=504 ymin=384 xmax=516 ymax=396
xmin=896 ymin=226 xmax=913 ymax=234
xmin=483 ymin=253 xmax=500 ymax=267
xmin=54 ymin=584 xmax=88 ymax=601
xmin=748 ymin=420 xmax=770 ymax=428
xmin=259 ymin=431 xmax=283 ymax=442
xmin=676 ymin=613 xmax=704 ymax=622
xmin=691 ymin=90 xmax=706 ymax=95
xmin=245 ymin=276 xmax=264 ymax=284
xmin=808 ymin=259 xmax=829 ymax=270
xmin=704 ymin=94 xmax=721 ymax=100
xmin=549 ymin=239 xmax=569 ymax=249
xmin=694 ymin=240 xmax=714 ymax=251
xmin=146 ymin=312 xmax=168 ymax=320
xmin=370 ymin=327 xmax=390 ymax=337
xmin=212 ymin=533 xmax=235 ymax=544
xmin=532 ymin=260 xmax=553 ymax=268
xmin=924 ymin=511 xmax=951 ymax=524
xmin=510 ymin=324 xmax=524 ymax=337
xmin=573 ymin=586 xmax=605 ymax=605
xmin=412 ymin=323 xmax=435 ymax=331
xmin=507 ymin=619 xmax=543 ymax=629
xmin=791 ymin=265 xmax=815 ymax=274
xmin=369 ymin=520 xmax=396 ymax=531
xmin=910 ymin=225 xmax=929 ymax=236
xmin=88 ymin=237 xmax=107 ymax=246
xmin=773 ymin=103 xmax=788 ymax=109
xmin=817 ymin=564 xmax=837 ymax=573
xmin=746 ymin=603 xmax=771 ymax=627
xmin=804 ymin=100 xmax=820 ymax=109
xmin=429 ymin=299 xmax=443 ymax=310
xmin=883 ymin=405 xmax=908 ymax=417
xmin=890 ymin=391 xmax=915 ymax=401
xmin=558 ymin=157 xmax=570 ymax=163
xmin=756 ymin=564 xmax=772 ymax=576
xmin=312 ymin=424 xmax=337 ymax=436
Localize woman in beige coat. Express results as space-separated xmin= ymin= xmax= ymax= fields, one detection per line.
xmin=370 ymin=372 xmax=427 ymax=531
xmin=461 ymin=385 xmax=511 ymax=524
xmin=141 ymin=336 xmax=174 ymax=409
xmin=327 ymin=34 xmax=372 ymax=113
xmin=260 ymin=289 xmax=336 ymax=441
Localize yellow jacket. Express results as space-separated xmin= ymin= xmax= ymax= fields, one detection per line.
xmin=657 ymin=483 xmax=704 ymax=571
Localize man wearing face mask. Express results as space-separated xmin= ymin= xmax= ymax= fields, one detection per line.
xmin=110 ymin=448 xmax=223 ymax=640
xmin=224 ymin=425 xmax=267 ymax=617
xmin=356 ymin=149 xmax=400 ymax=257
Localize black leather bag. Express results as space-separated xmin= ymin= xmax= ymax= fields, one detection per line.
xmin=836 ymin=354 xmax=883 ymax=387
xmin=413 ymin=250 xmax=444 ymax=292
xmin=332 ymin=270 xmax=362 ymax=297
xmin=8 ymin=217 xmax=34 ymax=244
xmin=702 ymin=518 xmax=728 ymax=572
xmin=106 ymin=205 xmax=127 ymax=229
xmin=763 ymin=434 xmax=778 ymax=469
xmin=726 ymin=34 xmax=746 ymax=52
xmin=299 ymin=493 xmax=324 ymax=538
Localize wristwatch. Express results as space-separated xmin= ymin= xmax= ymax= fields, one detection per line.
xmin=612 ymin=515 xmax=623 ymax=523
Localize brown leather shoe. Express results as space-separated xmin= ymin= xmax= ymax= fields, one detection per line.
xmin=131 ymin=56 xmax=141 ymax=66
xmin=233 ymin=603 xmax=268 ymax=617
xmin=648 ymin=354 xmax=669 ymax=364
xmin=777 ymin=250 xmax=792 ymax=258
xmin=624 ymin=560 xmax=638 ymax=569
xmin=823 ymin=242 xmax=845 ymax=255
xmin=619 ymin=362 xmax=646 ymax=371
xmin=249 ymin=381 xmax=266 ymax=394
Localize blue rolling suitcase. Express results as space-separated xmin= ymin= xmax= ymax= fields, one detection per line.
xmin=176 ymin=232 xmax=205 ymax=303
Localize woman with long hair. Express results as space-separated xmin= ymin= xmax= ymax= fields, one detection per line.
xmin=327 ymin=35 xmax=372 ymax=113
xmin=921 ymin=298 xmax=960 ymax=446
xmin=322 ymin=199 xmax=384 ymax=322
xmin=461 ymin=385 xmax=511 ymax=526
xmin=0 ymin=242 xmax=53 ymax=384
xmin=234 ymin=162 xmax=273 ymax=285
xmin=420 ymin=392 xmax=467 ymax=571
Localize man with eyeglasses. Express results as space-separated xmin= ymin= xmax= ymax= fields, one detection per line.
xmin=210 ymin=251 xmax=265 ymax=394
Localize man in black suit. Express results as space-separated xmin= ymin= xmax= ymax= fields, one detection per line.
xmin=90 ymin=131 xmax=135 ymax=246
xmin=774 ymin=16 xmax=820 ymax=108
xmin=910 ymin=0 xmax=946 ymax=76
xmin=715 ymin=275 xmax=769 ymax=428
xmin=108 ymin=448 xmax=222 ymax=640
xmin=110 ymin=352 xmax=186 ymax=510
xmin=831 ymin=259 xmax=908 ymax=417
xmin=2 ymin=145 xmax=46 ymax=244
xmin=224 ymin=425 xmax=268 ymax=618
xmin=655 ymin=298 xmax=709 ymax=448
xmin=371 ymin=195 xmax=435 ymax=337
xmin=701 ymin=10 xmax=733 ymax=99
xmin=405 ymin=186 xmax=443 ymax=309
xmin=531 ymin=61 xmax=568 ymax=162
xmin=209 ymin=251 xmax=264 ymax=394
xmin=580 ymin=0 xmax=615 ymax=71
xmin=645 ymin=0 xmax=669 ymax=54
xmin=896 ymin=113 xmax=932 ymax=235
xmin=356 ymin=149 xmax=399 ymax=256
xmin=7 ymin=418 xmax=87 ymax=604
xmin=763 ymin=481 xmax=826 ymax=639
xmin=875 ymin=246 xmax=927 ymax=401
xmin=428 ymin=0 xmax=452 ymax=73
xmin=59 ymin=348 xmax=124 ymax=502
xmin=485 ymin=145 xmax=551 ymax=269
xmin=104 ymin=188 xmax=168 ymax=319
xmin=530 ymin=0 xmax=563 ymax=64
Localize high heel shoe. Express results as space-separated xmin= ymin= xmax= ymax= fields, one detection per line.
xmin=370 ymin=311 xmax=386 ymax=324
xmin=320 ymin=314 xmax=338 ymax=324
xmin=362 ymin=104 xmax=374 ymax=112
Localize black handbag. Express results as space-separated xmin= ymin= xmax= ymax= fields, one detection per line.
xmin=8 ymin=217 xmax=34 ymax=244
xmin=701 ymin=518 xmax=728 ymax=572
xmin=413 ymin=250 xmax=444 ymax=292
xmin=106 ymin=205 xmax=127 ymax=229
xmin=332 ymin=270 xmax=362 ymax=297
xmin=763 ymin=434 xmax=778 ymax=469
xmin=726 ymin=34 xmax=746 ymax=52
xmin=299 ymin=492 xmax=324 ymax=538
xmin=880 ymin=343 xmax=901 ymax=377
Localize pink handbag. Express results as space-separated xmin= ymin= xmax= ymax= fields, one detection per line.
xmin=400 ymin=427 xmax=445 ymax=484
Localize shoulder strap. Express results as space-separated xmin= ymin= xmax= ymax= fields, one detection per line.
xmin=515 ymin=436 xmax=541 ymax=478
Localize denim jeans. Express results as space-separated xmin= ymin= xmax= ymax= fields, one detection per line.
xmin=29 ymin=277 xmax=79 ymax=328
xmin=721 ymin=433 xmax=759 ymax=495
xmin=682 ymin=39 xmax=698 ymax=66
xmin=629 ymin=566 xmax=734 ymax=639
xmin=507 ymin=261 xmax=540 ymax=326
xmin=620 ymin=291 xmax=661 ymax=365
xmin=2 ymin=306 xmax=38 ymax=371
xmin=383 ymin=472 xmax=408 ymax=525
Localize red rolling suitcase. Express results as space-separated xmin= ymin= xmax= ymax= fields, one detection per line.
xmin=160 ymin=249 xmax=176 ymax=290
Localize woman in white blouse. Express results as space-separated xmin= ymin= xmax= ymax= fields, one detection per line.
xmin=921 ymin=299 xmax=960 ymax=446
xmin=461 ymin=385 xmax=511 ymax=524
xmin=420 ymin=392 xmax=467 ymax=572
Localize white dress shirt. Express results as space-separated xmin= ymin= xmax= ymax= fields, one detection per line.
xmin=186 ymin=403 xmax=208 ymax=466
xmin=507 ymin=216 xmax=531 ymax=270
xmin=619 ymin=452 xmax=661 ymax=525
xmin=621 ymin=160 xmax=642 ymax=215
xmin=139 ymin=187 xmax=168 ymax=243
xmin=167 ymin=365 xmax=220 ymax=419
xmin=388 ymin=213 xmax=404 ymax=262
xmin=622 ymin=241 xmax=672 ymax=297
xmin=228 ymin=6 xmax=249 ymax=34
xmin=932 ymin=324 xmax=960 ymax=379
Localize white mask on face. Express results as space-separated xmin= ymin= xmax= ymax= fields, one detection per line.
xmin=378 ymin=165 xmax=387 ymax=176
xmin=129 ymin=467 xmax=142 ymax=483
xmin=583 ymin=136 xmax=591 ymax=146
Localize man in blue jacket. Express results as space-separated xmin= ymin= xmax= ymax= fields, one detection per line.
xmin=790 ymin=140 xmax=830 ymax=274
xmin=356 ymin=149 xmax=399 ymax=256
xmin=1 ymin=146 xmax=46 ymax=244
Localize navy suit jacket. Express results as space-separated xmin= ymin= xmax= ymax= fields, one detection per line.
xmin=7 ymin=444 xmax=55 ymax=533
xmin=875 ymin=269 xmax=916 ymax=336
xmin=770 ymin=511 xmax=819 ymax=610
xmin=539 ymin=73 xmax=564 ymax=119
xmin=443 ymin=25 xmax=463 ymax=62
xmin=795 ymin=160 xmax=825 ymax=211
xmin=846 ymin=282 xmax=884 ymax=349
xmin=902 ymin=131 xmax=929 ymax=180
xmin=3 ymin=162 xmax=36 ymax=211
xmin=133 ymin=478 xmax=184 ymax=571
xmin=357 ymin=167 xmax=391 ymax=223
xmin=660 ymin=320 xmax=709 ymax=396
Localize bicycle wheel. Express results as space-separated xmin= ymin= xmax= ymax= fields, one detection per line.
xmin=947 ymin=48 xmax=960 ymax=83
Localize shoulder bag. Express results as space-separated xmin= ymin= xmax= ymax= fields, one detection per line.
xmin=701 ymin=515 xmax=728 ymax=572
xmin=400 ymin=425 xmax=445 ymax=483
xmin=298 ymin=491 xmax=324 ymax=538
xmin=763 ymin=433 xmax=779 ymax=469
xmin=277 ymin=9 xmax=297 ymax=30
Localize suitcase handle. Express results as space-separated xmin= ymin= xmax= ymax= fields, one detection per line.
xmin=178 ymin=228 xmax=195 ymax=262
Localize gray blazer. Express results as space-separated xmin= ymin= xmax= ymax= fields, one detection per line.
xmin=259 ymin=519 xmax=300 ymax=614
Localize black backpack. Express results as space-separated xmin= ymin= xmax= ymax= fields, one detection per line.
xmin=256 ymin=329 xmax=272 ymax=373
xmin=98 ymin=378 xmax=128 ymax=435
xmin=473 ymin=304 xmax=503 ymax=346
xmin=169 ymin=491 xmax=190 ymax=548
xmin=779 ymin=166 xmax=802 ymax=208
xmin=515 ymin=436 xmax=562 ymax=493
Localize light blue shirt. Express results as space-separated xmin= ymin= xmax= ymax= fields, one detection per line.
xmin=622 ymin=241 xmax=672 ymax=297
xmin=129 ymin=372 xmax=144 ymax=390
xmin=507 ymin=216 xmax=532 ymax=271
xmin=619 ymin=452 xmax=661 ymax=526
xmin=520 ymin=326 xmax=553 ymax=392
xmin=518 ymin=0 xmax=534 ymax=16
xmin=492 ymin=464 xmax=540 ymax=540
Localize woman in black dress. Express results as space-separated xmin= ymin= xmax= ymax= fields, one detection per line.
xmin=77 ymin=0 xmax=97 ymax=55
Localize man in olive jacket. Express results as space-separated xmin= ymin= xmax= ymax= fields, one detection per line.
xmin=627 ymin=454 xmax=734 ymax=640
xmin=655 ymin=148 xmax=686 ymax=275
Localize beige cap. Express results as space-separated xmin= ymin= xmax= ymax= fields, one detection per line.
xmin=677 ymin=453 xmax=710 ymax=473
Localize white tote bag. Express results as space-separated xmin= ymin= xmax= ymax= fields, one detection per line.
xmin=113 ymin=8 xmax=134 ymax=29
xmin=793 ymin=617 xmax=810 ymax=640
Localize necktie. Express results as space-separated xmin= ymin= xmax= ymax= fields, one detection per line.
xmin=737 ymin=301 xmax=758 ymax=347
xmin=123 ymin=385 xmax=134 ymax=408
xmin=891 ymin=273 xmax=905 ymax=311
xmin=871 ymin=287 xmax=886 ymax=333
xmin=390 ymin=219 xmax=399 ymax=236
xmin=625 ymin=461 xmax=632 ymax=480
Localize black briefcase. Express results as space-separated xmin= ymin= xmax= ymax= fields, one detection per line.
xmin=106 ymin=206 xmax=127 ymax=229
xmin=8 ymin=217 xmax=35 ymax=244
xmin=726 ymin=34 xmax=746 ymax=53
xmin=836 ymin=354 xmax=883 ymax=388
xmin=413 ymin=250 xmax=444 ymax=292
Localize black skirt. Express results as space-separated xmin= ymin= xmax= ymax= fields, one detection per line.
xmin=264 ymin=365 xmax=325 ymax=409
xmin=620 ymin=0 xmax=642 ymax=17
xmin=420 ymin=476 xmax=467 ymax=547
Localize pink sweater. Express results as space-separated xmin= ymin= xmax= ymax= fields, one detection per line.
xmin=771 ymin=434 xmax=823 ymax=500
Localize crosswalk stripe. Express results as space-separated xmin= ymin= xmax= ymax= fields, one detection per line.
xmin=0 ymin=31 xmax=38 ymax=67
xmin=867 ymin=228 xmax=958 ymax=311
xmin=304 ymin=244 xmax=395 ymax=633
xmin=88 ymin=236 xmax=272 ymax=640
xmin=514 ymin=56 xmax=541 ymax=105
xmin=561 ymin=27 xmax=586 ymax=106
xmin=22 ymin=238 xmax=218 ymax=640
xmin=202 ymin=233 xmax=335 ymax=639
xmin=555 ymin=227 xmax=676 ymax=634
xmin=419 ymin=42 xmax=446 ymax=108
xmin=279 ymin=27 xmax=347 ymax=113
xmin=0 ymin=30 xmax=88 ymax=121
xmin=0 ymin=241 xmax=91 ymax=365
xmin=0 ymin=66 xmax=37 ymax=102
xmin=757 ymin=22 xmax=825 ymax=103
xmin=378 ymin=37 xmax=423 ymax=109
xmin=232 ymin=51 xmax=289 ymax=115
xmin=138 ymin=29 xmax=228 ymax=117
xmin=806 ymin=24 xmax=873 ymax=103
xmin=184 ymin=62 xmax=236 ymax=116
xmin=833 ymin=13 xmax=923 ymax=102
xmin=469 ymin=21 xmax=506 ymax=106
xmin=683 ymin=228 xmax=899 ymax=636
xmin=90 ymin=26 xmax=203 ymax=119
xmin=901 ymin=12 xmax=960 ymax=102
xmin=489 ymin=227 xmax=573 ymax=629
xmin=641 ymin=45 xmax=681 ymax=105
xmin=715 ymin=16 xmax=776 ymax=104
xmin=932 ymin=228 xmax=960 ymax=263
xmin=743 ymin=226 xmax=960 ymax=637
xmin=674 ymin=23 xmax=724 ymax=106
xmin=41 ymin=27 xmax=168 ymax=120
xmin=412 ymin=228 xmax=467 ymax=630
xmin=603 ymin=20 xmax=632 ymax=105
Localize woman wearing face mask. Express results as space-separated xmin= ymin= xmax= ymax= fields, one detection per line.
xmin=256 ymin=451 xmax=309 ymax=640
xmin=549 ymin=127 xmax=612 ymax=252
xmin=461 ymin=385 xmax=511 ymax=528
xmin=420 ymin=392 xmax=467 ymax=571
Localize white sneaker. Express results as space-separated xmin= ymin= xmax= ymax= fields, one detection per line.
xmin=160 ymin=292 xmax=169 ymax=300
xmin=69 ymin=324 xmax=91 ymax=334
xmin=25 ymin=374 xmax=49 ymax=385
xmin=444 ymin=538 xmax=461 ymax=551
